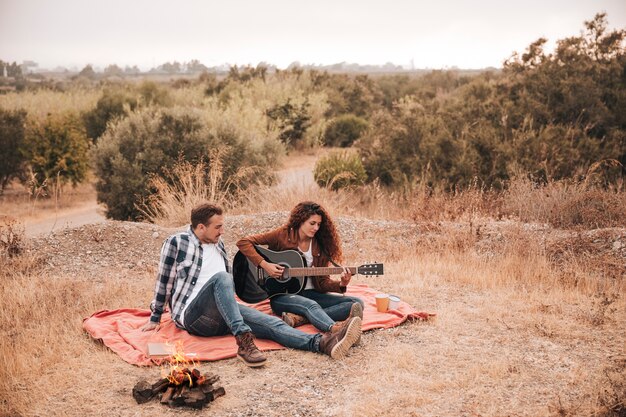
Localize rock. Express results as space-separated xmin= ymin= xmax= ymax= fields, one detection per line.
xmin=613 ymin=241 xmax=623 ymax=250
xmin=152 ymin=232 xmax=159 ymax=239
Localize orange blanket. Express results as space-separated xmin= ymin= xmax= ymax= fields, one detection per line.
xmin=82 ymin=284 xmax=433 ymax=366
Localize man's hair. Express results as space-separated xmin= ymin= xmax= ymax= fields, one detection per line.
xmin=191 ymin=203 xmax=223 ymax=228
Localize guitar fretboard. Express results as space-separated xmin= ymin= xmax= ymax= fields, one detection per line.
xmin=287 ymin=266 xmax=356 ymax=277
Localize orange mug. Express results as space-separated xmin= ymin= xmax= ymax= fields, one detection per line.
xmin=375 ymin=294 xmax=389 ymax=312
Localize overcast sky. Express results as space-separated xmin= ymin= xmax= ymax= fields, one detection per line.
xmin=1 ymin=0 xmax=625 ymax=70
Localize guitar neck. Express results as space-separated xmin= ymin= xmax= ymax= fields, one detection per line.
xmin=287 ymin=266 xmax=355 ymax=277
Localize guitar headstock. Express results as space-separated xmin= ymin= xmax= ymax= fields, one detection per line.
xmin=357 ymin=263 xmax=384 ymax=276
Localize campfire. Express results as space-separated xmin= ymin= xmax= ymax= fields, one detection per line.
xmin=133 ymin=343 xmax=225 ymax=409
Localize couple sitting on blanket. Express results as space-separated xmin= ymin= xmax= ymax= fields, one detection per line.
xmin=141 ymin=201 xmax=364 ymax=368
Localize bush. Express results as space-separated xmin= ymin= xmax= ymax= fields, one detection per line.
xmin=93 ymin=107 xmax=268 ymax=220
xmin=137 ymin=81 xmax=172 ymax=107
xmin=358 ymin=99 xmax=468 ymax=187
xmin=265 ymin=99 xmax=311 ymax=148
xmin=0 ymin=107 xmax=27 ymax=193
xmin=313 ymin=150 xmax=367 ymax=191
xmin=354 ymin=15 xmax=625 ymax=189
xmin=323 ymin=114 xmax=369 ymax=147
xmin=23 ymin=112 xmax=90 ymax=191
xmin=83 ymin=88 xmax=137 ymax=140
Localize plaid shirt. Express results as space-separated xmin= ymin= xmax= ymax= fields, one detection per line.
xmin=149 ymin=226 xmax=229 ymax=328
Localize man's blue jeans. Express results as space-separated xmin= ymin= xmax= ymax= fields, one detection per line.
xmin=183 ymin=271 xmax=320 ymax=352
xmin=270 ymin=289 xmax=364 ymax=331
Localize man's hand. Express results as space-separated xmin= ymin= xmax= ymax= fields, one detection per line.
xmin=141 ymin=320 xmax=160 ymax=332
xmin=340 ymin=267 xmax=352 ymax=286
xmin=261 ymin=260 xmax=285 ymax=279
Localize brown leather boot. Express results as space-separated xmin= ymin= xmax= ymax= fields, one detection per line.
xmin=281 ymin=312 xmax=309 ymax=328
xmin=349 ymin=302 xmax=364 ymax=320
xmin=330 ymin=303 xmax=364 ymax=344
xmin=235 ymin=332 xmax=267 ymax=368
xmin=319 ymin=317 xmax=362 ymax=359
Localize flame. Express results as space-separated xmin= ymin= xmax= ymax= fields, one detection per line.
xmin=159 ymin=340 xmax=199 ymax=387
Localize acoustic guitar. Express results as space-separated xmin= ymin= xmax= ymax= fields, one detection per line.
xmin=234 ymin=245 xmax=384 ymax=299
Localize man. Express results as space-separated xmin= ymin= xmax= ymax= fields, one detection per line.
xmin=142 ymin=202 xmax=361 ymax=367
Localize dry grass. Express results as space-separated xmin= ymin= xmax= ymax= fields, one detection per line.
xmin=0 ymin=88 xmax=100 ymax=120
xmin=1 ymin=151 xmax=624 ymax=416
xmin=139 ymin=152 xmax=266 ymax=227
xmin=502 ymin=175 xmax=626 ymax=229
xmin=0 ymin=257 xmax=153 ymax=416
xmin=332 ymin=235 xmax=625 ymax=417
xmin=2 ymin=205 xmax=624 ymax=416
xmin=0 ymin=178 xmax=98 ymax=223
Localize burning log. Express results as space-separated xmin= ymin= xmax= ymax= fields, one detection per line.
xmin=133 ymin=370 xmax=225 ymax=409
xmin=132 ymin=377 xmax=172 ymax=404
xmin=132 ymin=380 xmax=154 ymax=404
xmin=160 ymin=386 xmax=176 ymax=404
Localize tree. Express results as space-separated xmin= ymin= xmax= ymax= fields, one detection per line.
xmin=24 ymin=112 xmax=91 ymax=192
xmin=124 ymin=65 xmax=140 ymax=74
xmin=159 ymin=61 xmax=181 ymax=74
xmin=104 ymin=64 xmax=123 ymax=76
xmin=186 ymin=59 xmax=208 ymax=73
xmin=83 ymin=88 xmax=138 ymax=140
xmin=265 ymin=99 xmax=311 ymax=148
xmin=0 ymin=60 xmax=23 ymax=77
xmin=227 ymin=65 xmax=268 ymax=82
xmin=0 ymin=108 xmax=27 ymax=193
xmin=77 ymin=64 xmax=96 ymax=79
xmin=501 ymin=12 xmax=625 ymax=176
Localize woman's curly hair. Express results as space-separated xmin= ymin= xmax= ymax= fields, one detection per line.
xmin=287 ymin=201 xmax=343 ymax=262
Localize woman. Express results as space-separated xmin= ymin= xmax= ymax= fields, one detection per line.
xmin=236 ymin=201 xmax=364 ymax=333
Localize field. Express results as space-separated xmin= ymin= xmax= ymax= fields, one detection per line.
xmin=1 ymin=152 xmax=624 ymax=417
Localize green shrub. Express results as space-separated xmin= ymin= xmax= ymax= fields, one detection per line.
xmin=0 ymin=107 xmax=27 ymax=193
xmin=93 ymin=107 xmax=268 ymax=220
xmin=358 ymin=100 xmax=467 ymax=187
xmin=356 ymin=14 xmax=625 ymax=189
xmin=266 ymin=99 xmax=311 ymax=148
xmin=23 ymin=112 xmax=90 ymax=191
xmin=313 ymin=151 xmax=367 ymax=191
xmin=323 ymin=114 xmax=369 ymax=147
xmin=83 ymin=88 xmax=138 ymax=140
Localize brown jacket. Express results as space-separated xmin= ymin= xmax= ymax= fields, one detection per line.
xmin=236 ymin=225 xmax=343 ymax=293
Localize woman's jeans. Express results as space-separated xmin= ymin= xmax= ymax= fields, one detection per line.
xmin=270 ymin=289 xmax=364 ymax=332
xmin=183 ymin=271 xmax=320 ymax=352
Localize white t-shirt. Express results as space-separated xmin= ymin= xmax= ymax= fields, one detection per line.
xmin=180 ymin=243 xmax=226 ymax=323
xmin=302 ymin=242 xmax=315 ymax=290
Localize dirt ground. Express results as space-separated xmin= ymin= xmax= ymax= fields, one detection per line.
xmin=3 ymin=152 xmax=625 ymax=416
xmin=13 ymin=213 xmax=624 ymax=417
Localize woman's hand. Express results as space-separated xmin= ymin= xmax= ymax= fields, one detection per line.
xmin=340 ymin=267 xmax=352 ymax=286
xmin=261 ymin=260 xmax=285 ymax=279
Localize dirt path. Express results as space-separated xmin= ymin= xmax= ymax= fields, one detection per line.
xmin=23 ymin=201 xmax=106 ymax=237
xmin=18 ymin=151 xmax=322 ymax=237
xmin=275 ymin=151 xmax=319 ymax=187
